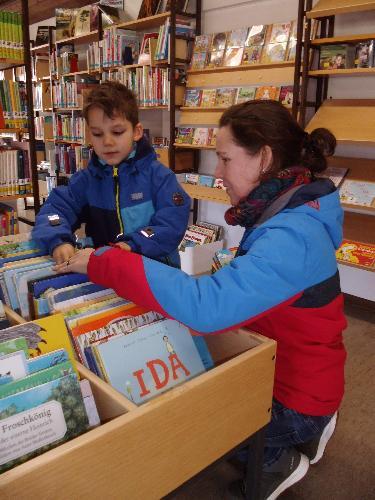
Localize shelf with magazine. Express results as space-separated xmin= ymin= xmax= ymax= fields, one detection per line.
xmin=297 ymin=0 xmax=375 ymax=299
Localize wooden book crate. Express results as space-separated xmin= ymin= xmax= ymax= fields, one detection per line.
xmin=1 ymin=307 xmax=276 ymax=499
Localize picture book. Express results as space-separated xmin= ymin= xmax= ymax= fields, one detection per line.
xmin=226 ymin=28 xmax=249 ymax=48
xmin=175 ymin=127 xmax=194 ymax=144
xmin=339 ymin=179 xmax=375 ymax=207
xmin=0 ymin=314 xmax=77 ymax=372
xmin=242 ymin=45 xmax=263 ymax=65
xmin=319 ymin=44 xmax=355 ymax=70
xmin=184 ymin=88 xmax=202 ymax=107
xmin=0 ymin=337 xmax=28 ymax=358
xmin=261 ymin=42 xmax=287 ymax=64
xmin=35 ymin=26 xmax=50 ymax=47
xmin=193 ymin=34 xmax=212 ymax=52
xmin=74 ymin=6 xmax=92 ymax=37
xmin=0 ymin=351 xmax=28 ymax=381
xmin=215 ymin=87 xmax=237 ymax=107
xmin=27 ymin=348 xmax=69 ymax=374
xmin=223 ymin=47 xmax=245 ymax=67
xmin=0 ymin=239 xmax=46 ymax=267
xmin=190 ymin=51 xmax=207 ymax=70
xmin=255 ymin=86 xmax=280 ymax=101
xmin=0 ymin=373 xmax=89 ymax=473
xmin=200 ymin=89 xmax=217 ymax=108
xmin=185 ymin=173 xmax=200 ymax=185
xmin=16 ymin=265 xmax=56 ymax=319
xmin=267 ymin=22 xmax=291 ymax=44
xmin=316 ymin=166 xmax=348 ymax=188
xmin=208 ymin=128 xmax=218 ymax=147
xmin=211 ymin=32 xmax=227 ymax=52
xmin=354 ymin=41 xmax=374 ymax=68
xmin=198 ymin=174 xmax=215 ymax=187
xmin=245 ymin=25 xmax=268 ymax=47
xmin=192 ymin=128 xmax=210 ymax=146
xmin=92 ymin=318 xmax=207 ymax=404
xmin=236 ymin=87 xmax=256 ymax=104
xmin=336 ymin=240 xmax=375 ymax=269
xmin=207 ymin=50 xmax=224 ymax=68
xmin=279 ymin=86 xmax=294 ymax=108
xmin=55 ymin=8 xmax=77 ymax=41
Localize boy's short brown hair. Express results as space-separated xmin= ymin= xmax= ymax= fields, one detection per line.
xmin=82 ymin=81 xmax=139 ymax=127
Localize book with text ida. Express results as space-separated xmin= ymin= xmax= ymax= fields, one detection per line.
xmin=92 ymin=319 xmax=207 ymax=405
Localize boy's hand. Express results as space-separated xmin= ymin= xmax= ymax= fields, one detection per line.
xmin=53 ymin=248 xmax=94 ymax=274
xmin=115 ymin=242 xmax=131 ymax=251
xmin=52 ymin=243 xmax=75 ymax=264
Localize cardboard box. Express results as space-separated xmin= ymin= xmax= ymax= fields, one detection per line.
xmin=180 ymin=239 xmax=223 ymax=275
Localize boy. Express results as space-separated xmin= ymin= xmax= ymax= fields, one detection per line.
xmin=32 ymin=82 xmax=191 ymax=267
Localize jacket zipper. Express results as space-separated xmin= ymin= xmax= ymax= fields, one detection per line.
xmin=113 ymin=166 xmax=124 ymax=235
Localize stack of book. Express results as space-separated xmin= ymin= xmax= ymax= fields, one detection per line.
xmin=336 ymin=239 xmax=375 ymax=269
xmin=183 ymin=172 xmax=224 ymax=189
xmin=179 ymin=221 xmax=222 ymax=249
xmin=0 ymin=11 xmax=24 ymax=60
xmin=319 ymin=40 xmax=375 ymax=70
xmin=339 ymin=179 xmax=375 ymax=208
xmin=175 ymin=127 xmax=218 ymax=147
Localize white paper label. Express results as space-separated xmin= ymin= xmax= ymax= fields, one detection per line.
xmin=0 ymin=401 xmax=67 ymax=465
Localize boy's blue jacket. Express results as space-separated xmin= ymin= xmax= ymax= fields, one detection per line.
xmin=32 ymin=136 xmax=191 ymax=264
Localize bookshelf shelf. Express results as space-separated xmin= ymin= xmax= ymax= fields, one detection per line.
xmin=0 ymin=194 xmax=30 ymax=201
xmin=0 ymin=58 xmax=25 ymax=70
xmin=55 ymin=107 xmax=83 ymax=112
xmin=188 ymin=60 xmax=295 ymax=75
xmin=181 ymin=183 xmax=230 ymax=204
xmin=309 ymin=68 xmax=375 ymax=76
xmin=0 ymin=128 xmax=27 ymax=134
xmin=311 ymin=32 xmax=375 ymax=44
xmin=55 ymin=30 xmax=99 ymax=45
xmin=30 ymin=43 xmax=49 ymax=53
xmin=180 ymin=107 xmax=227 ymax=112
xmin=306 ymin=0 xmax=375 ymax=18
xmin=114 ymin=12 xmax=171 ymax=31
xmin=61 ymin=70 xmax=101 ymax=77
xmin=175 ymin=143 xmax=216 ymax=150
xmin=139 ymin=106 xmax=169 ymax=110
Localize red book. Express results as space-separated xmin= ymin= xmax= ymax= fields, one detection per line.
xmin=0 ymin=103 xmax=5 ymax=129
xmin=336 ymin=239 xmax=375 ymax=269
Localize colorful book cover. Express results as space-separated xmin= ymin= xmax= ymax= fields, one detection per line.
xmin=175 ymin=127 xmax=194 ymax=144
xmin=242 ymin=45 xmax=263 ymax=65
xmin=0 ymin=350 xmax=28 ymax=381
xmin=215 ymin=87 xmax=237 ymax=107
xmin=200 ymin=89 xmax=217 ymax=108
xmin=184 ymin=88 xmax=202 ymax=107
xmin=255 ymin=86 xmax=280 ymax=101
xmin=185 ymin=173 xmax=199 ymax=185
xmin=0 ymin=240 xmax=46 ymax=267
xmin=190 ymin=51 xmax=207 ymax=70
xmin=279 ymin=86 xmax=294 ymax=108
xmin=267 ymin=22 xmax=291 ymax=44
xmin=236 ymin=87 xmax=256 ymax=104
xmin=192 ymin=127 xmax=210 ymax=146
xmin=245 ymin=25 xmax=268 ymax=47
xmin=208 ymin=128 xmax=218 ymax=147
xmin=207 ymin=50 xmax=224 ymax=68
xmin=27 ymin=348 xmax=69 ymax=374
xmin=223 ymin=47 xmax=244 ymax=67
xmin=226 ymin=28 xmax=248 ymax=48
xmin=354 ymin=41 xmax=374 ymax=68
xmin=198 ymin=174 xmax=215 ymax=187
xmin=339 ymin=179 xmax=375 ymax=207
xmin=261 ymin=42 xmax=287 ymax=64
xmin=336 ymin=240 xmax=375 ymax=268
xmin=211 ymin=32 xmax=227 ymax=52
xmin=55 ymin=7 xmax=76 ymax=41
xmin=319 ymin=44 xmax=348 ymax=70
xmin=0 ymin=337 xmax=28 ymax=358
xmin=93 ymin=319 xmax=207 ymax=404
xmin=0 ymin=373 xmax=89 ymax=473
xmin=193 ymin=34 xmax=212 ymax=52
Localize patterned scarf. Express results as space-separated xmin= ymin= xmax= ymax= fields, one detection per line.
xmin=224 ymin=166 xmax=312 ymax=228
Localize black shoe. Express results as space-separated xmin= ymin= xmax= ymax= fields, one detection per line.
xmin=226 ymin=448 xmax=309 ymax=500
xmin=297 ymin=412 xmax=337 ymax=464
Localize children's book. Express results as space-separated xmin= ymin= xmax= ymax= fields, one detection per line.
xmin=242 ymin=45 xmax=263 ymax=65
xmin=0 ymin=240 xmax=46 ymax=267
xmin=319 ymin=44 xmax=355 ymax=70
xmin=245 ymin=25 xmax=268 ymax=47
xmin=0 ymin=373 xmax=89 ymax=473
xmin=35 ymin=26 xmax=50 ymax=46
xmin=74 ymin=6 xmax=92 ymax=37
xmin=354 ymin=41 xmax=374 ymax=68
xmin=261 ymin=42 xmax=287 ymax=64
xmin=0 ymin=337 xmax=28 ymax=358
xmin=190 ymin=51 xmax=207 ymax=70
xmin=255 ymin=86 xmax=280 ymax=101
xmin=211 ymin=32 xmax=227 ymax=52
xmin=336 ymin=240 xmax=375 ymax=269
xmin=339 ymin=179 xmax=375 ymax=207
xmin=27 ymin=348 xmax=69 ymax=374
xmin=316 ymin=166 xmax=348 ymax=188
xmin=193 ymin=34 xmax=212 ymax=52
xmin=236 ymin=87 xmax=256 ymax=104
xmin=55 ymin=7 xmax=77 ymax=41
xmin=0 ymin=351 xmax=28 ymax=381
xmin=184 ymin=88 xmax=202 ymax=107
xmin=208 ymin=128 xmax=218 ymax=147
xmin=215 ymin=88 xmax=237 ymax=107
xmin=192 ymin=128 xmax=210 ymax=146
xmin=92 ymin=318 xmax=207 ymax=404
xmin=175 ymin=127 xmax=194 ymax=144
xmin=223 ymin=47 xmax=244 ymax=67
xmin=185 ymin=173 xmax=200 ymax=184
xmin=279 ymin=86 xmax=294 ymax=108
xmin=226 ymin=28 xmax=248 ymax=48
xmin=267 ymin=22 xmax=291 ymax=44
xmin=207 ymin=50 xmax=224 ymax=68
xmin=200 ymin=89 xmax=217 ymax=108
xmin=286 ymin=38 xmax=297 ymax=61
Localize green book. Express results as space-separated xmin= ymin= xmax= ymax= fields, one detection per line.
xmin=0 ymin=360 xmax=74 ymax=399
xmin=0 ymin=337 xmax=29 ymax=357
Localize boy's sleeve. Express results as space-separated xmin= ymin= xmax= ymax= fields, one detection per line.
xmin=122 ymin=166 xmax=191 ymax=258
xmin=32 ymin=172 xmax=89 ymax=255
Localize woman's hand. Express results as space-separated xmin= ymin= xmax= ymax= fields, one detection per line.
xmin=52 ymin=243 xmax=75 ymax=264
xmin=115 ymin=242 xmax=131 ymax=251
xmin=53 ymin=248 xmax=95 ymax=275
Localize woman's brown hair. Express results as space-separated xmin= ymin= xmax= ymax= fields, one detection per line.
xmin=219 ymin=100 xmax=336 ymax=175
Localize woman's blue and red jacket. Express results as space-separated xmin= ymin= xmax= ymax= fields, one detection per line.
xmin=32 ymin=136 xmax=191 ymax=264
xmin=87 ymin=179 xmax=347 ymax=417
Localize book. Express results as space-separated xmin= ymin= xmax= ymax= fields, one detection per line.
xmin=192 ymin=128 xmax=210 ymax=146
xmin=193 ymin=34 xmax=212 ymax=53
xmin=223 ymin=47 xmax=244 ymax=67
xmin=190 ymin=51 xmax=207 ymax=70
xmin=255 ymin=86 xmax=280 ymax=101
xmin=316 ymin=166 xmax=348 ymax=188
xmin=236 ymin=86 xmax=256 ymax=104
xmin=92 ymin=318 xmax=207 ymax=404
xmin=175 ymin=127 xmax=194 ymax=144
xmin=336 ymin=240 xmax=375 ymax=269
xmin=0 ymin=337 xmax=28 ymax=357
xmin=211 ymin=32 xmax=227 ymax=52
xmin=339 ymin=179 xmax=375 ymax=207
xmin=35 ymin=26 xmax=50 ymax=47
xmin=207 ymin=50 xmax=224 ymax=68
xmin=0 ymin=373 xmax=89 ymax=473
xmin=267 ymin=22 xmax=291 ymax=44
xmin=200 ymin=89 xmax=217 ymax=108
xmin=242 ymin=45 xmax=263 ymax=65
xmin=208 ymin=128 xmax=218 ymax=147
xmin=184 ymin=88 xmax=202 ymax=107
xmin=354 ymin=41 xmax=374 ymax=68
xmin=55 ymin=8 xmax=76 ymax=41
xmin=261 ymin=42 xmax=287 ymax=64
xmin=0 ymin=351 xmax=28 ymax=381
xmin=319 ymin=44 xmax=355 ymax=70
xmin=226 ymin=28 xmax=248 ymax=49
xmin=245 ymin=25 xmax=268 ymax=47
xmin=74 ymin=6 xmax=92 ymax=37
xmin=278 ymin=86 xmax=294 ymax=108
xmin=215 ymin=87 xmax=237 ymax=107
xmin=0 ymin=239 xmax=45 ymax=267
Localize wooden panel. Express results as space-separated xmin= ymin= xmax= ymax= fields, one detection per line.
xmin=343 ymin=211 xmax=375 ymax=244
xmin=309 ymin=68 xmax=375 ymax=76
xmin=187 ymin=66 xmax=294 ymax=87
xmin=328 ymin=156 xmax=375 ymax=182
xmin=181 ymin=183 xmax=230 ymax=204
xmin=305 ymin=100 xmax=375 ymax=144
xmin=179 ymin=110 xmax=223 ymax=125
xmin=307 ymin=0 xmax=375 ymax=18
xmin=0 ymin=0 xmax=92 ymax=25
xmin=311 ymin=33 xmax=375 ymax=44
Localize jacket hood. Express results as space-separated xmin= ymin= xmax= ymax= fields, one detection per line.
xmin=88 ymin=134 xmax=156 ymax=178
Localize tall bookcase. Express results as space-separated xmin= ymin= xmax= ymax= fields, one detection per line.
xmin=297 ymin=0 xmax=375 ymax=300
xmin=0 ymin=0 xmax=40 ymax=222
xmin=30 ymin=3 xmax=201 ymax=183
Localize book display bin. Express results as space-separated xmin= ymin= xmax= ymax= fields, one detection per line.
xmin=1 ymin=305 xmax=276 ymax=499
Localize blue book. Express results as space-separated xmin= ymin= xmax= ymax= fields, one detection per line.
xmin=93 ymin=318 xmax=207 ymax=405
xmin=27 ymin=348 xmax=69 ymax=374
xmin=0 ymin=240 xmax=46 ymax=267
xmin=29 ymin=273 xmax=89 ymax=299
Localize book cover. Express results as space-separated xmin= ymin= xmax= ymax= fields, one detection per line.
xmin=192 ymin=128 xmax=210 ymax=146
xmin=336 ymin=240 xmax=375 ymax=268
xmin=255 ymin=86 xmax=280 ymax=101
xmin=35 ymin=26 xmax=50 ymax=47
xmin=279 ymin=85 xmax=294 ymax=108
xmin=0 ymin=351 xmax=28 ymax=381
xmin=190 ymin=51 xmax=207 ymax=70
xmin=208 ymin=128 xmax=218 ymax=147
xmin=198 ymin=174 xmax=215 ymax=187
xmin=316 ymin=166 xmax=348 ymax=188
xmin=226 ymin=28 xmax=248 ymax=48
xmin=27 ymin=348 xmax=69 ymax=374
xmin=55 ymin=8 xmax=76 ymax=41
xmin=286 ymin=38 xmax=297 ymax=61
xmin=211 ymin=32 xmax=227 ymax=52
xmin=184 ymin=88 xmax=202 ymax=107
xmin=215 ymin=88 xmax=237 ymax=107
xmin=242 ymin=45 xmax=263 ymax=65
xmin=354 ymin=41 xmax=374 ymax=68
xmin=261 ymin=42 xmax=287 ymax=64
xmin=93 ymin=319 xmax=206 ymax=404
xmin=74 ymin=6 xmax=92 ymax=37
xmin=236 ymin=87 xmax=256 ymax=104
xmin=0 ymin=240 xmax=46 ymax=267
xmin=200 ymin=89 xmax=217 ymax=108
xmin=207 ymin=50 xmax=224 ymax=68
xmin=267 ymin=22 xmax=291 ymax=44
xmin=0 ymin=337 xmax=28 ymax=358
xmin=223 ymin=47 xmax=244 ymax=67
xmin=0 ymin=373 xmax=89 ymax=473
xmin=339 ymin=179 xmax=375 ymax=207
xmin=193 ymin=34 xmax=212 ymax=52
xmin=175 ymin=127 xmax=194 ymax=144
xmin=319 ymin=44 xmax=354 ymax=70
xmin=245 ymin=25 xmax=268 ymax=47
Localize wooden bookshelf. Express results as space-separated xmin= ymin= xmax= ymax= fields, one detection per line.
xmin=305 ymin=99 xmax=375 ymax=144
xmin=181 ymin=183 xmax=230 ymax=204
xmin=0 ymin=58 xmax=25 ymax=70
xmin=306 ymin=0 xmax=375 ymax=18
xmin=311 ymin=32 xmax=375 ymax=44
xmin=309 ymin=68 xmax=375 ymax=76
xmin=30 ymin=43 xmax=49 ymax=53
xmin=175 ymin=143 xmax=216 ymax=149
xmin=0 ymin=194 xmax=30 ymax=201
xmin=114 ymin=12 xmax=170 ymax=31
xmin=55 ymin=30 xmax=99 ymax=45
xmin=179 ymin=111 xmax=223 ymax=126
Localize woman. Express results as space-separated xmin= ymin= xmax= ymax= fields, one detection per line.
xmin=56 ymin=100 xmax=346 ymax=500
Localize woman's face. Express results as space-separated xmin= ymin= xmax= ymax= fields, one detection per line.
xmin=215 ymin=125 xmax=266 ymax=205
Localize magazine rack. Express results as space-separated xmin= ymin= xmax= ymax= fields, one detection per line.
xmin=1 ymin=306 xmax=276 ymax=499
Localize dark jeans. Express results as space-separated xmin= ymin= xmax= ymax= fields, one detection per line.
xmin=237 ymin=399 xmax=333 ymax=468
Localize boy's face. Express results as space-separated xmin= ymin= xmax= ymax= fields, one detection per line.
xmin=87 ymin=107 xmax=143 ymax=166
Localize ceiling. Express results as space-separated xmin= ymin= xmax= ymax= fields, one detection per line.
xmin=0 ymin=0 xmax=91 ymax=25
